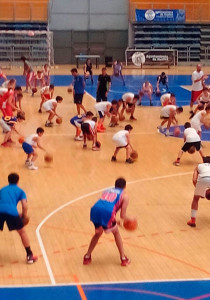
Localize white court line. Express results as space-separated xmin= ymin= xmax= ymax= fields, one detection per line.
xmin=36 ymin=171 xmax=192 ymax=285
xmin=44 ymin=132 xmax=157 ymax=137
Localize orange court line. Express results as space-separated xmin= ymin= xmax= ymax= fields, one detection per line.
xmin=73 ymin=274 xmax=88 ymax=300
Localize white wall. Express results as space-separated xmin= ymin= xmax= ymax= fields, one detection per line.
xmin=49 ymin=0 xmax=128 ymax=30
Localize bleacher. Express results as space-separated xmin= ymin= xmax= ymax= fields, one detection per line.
xmin=0 ymin=0 xmax=54 ymax=67
xmin=133 ymin=23 xmax=201 ymax=62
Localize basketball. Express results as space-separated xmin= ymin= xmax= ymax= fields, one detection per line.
xmin=32 ymin=87 xmax=37 ymax=93
xmin=123 ymin=218 xmax=138 ymax=231
xmin=67 ymin=86 xmax=73 ymax=93
xmin=18 ymin=136 xmax=24 ymax=144
xmin=22 ymin=215 xmax=30 ymax=226
xmin=44 ymin=153 xmax=53 ymax=163
xmin=96 ymin=140 xmax=101 ymax=148
xmin=203 ymin=115 xmax=210 ymax=129
xmin=111 ymin=115 xmax=118 ymax=124
xmin=206 ymin=189 xmax=210 ymax=200
xmin=130 ymin=150 xmax=138 ymax=160
xmin=56 ymin=117 xmax=62 ymax=124
xmin=173 ymin=127 xmax=181 ymax=137
xmin=188 ymin=146 xmax=196 ymax=154
xmin=119 ymin=115 xmax=125 ymax=121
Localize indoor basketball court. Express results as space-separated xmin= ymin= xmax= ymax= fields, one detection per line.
xmin=0 ymin=0 xmax=210 ymax=299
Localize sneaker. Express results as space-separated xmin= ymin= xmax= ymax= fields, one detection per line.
xmin=74 ymin=136 xmax=83 ymax=141
xmin=83 ymin=144 xmax=87 ymax=149
xmin=83 ymin=255 xmax=91 ymax=265
xmin=38 ymin=109 xmax=42 ymax=113
xmin=187 ymin=220 xmax=196 ymax=227
xmin=1 ymin=142 xmax=9 ymax=147
xmin=28 ymin=164 xmax=38 ymax=170
xmin=138 ymin=102 xmax=142 ymax=106
xmin=173 ymin=160 xmax=180 ymax=166
xmin=165 ymin=130 xmax=172 ymax=136
xmin=111 ymin=156 xmax=117 ymax=162
xmin=92 ymin=146 xmax=100 ymax=151
xmin=125 ymin=158 xmax=134 ymax=164
xmin=27 ymin=254 xmax=38 ymax=264
xmin=25 ymin=159 xmax=30 ymax=166
xmin=130 ymin=116 xmax=137 ymax=120
xmin=157 ymin=126 xmax=163 ymax=133
xmin=100 ymin=124 xmax=106 ymax=130
xmin=150 ymin=103 xmax=153 ymax=106
xmin=97 ymin=127 xmax=105 ymax=133
xmin=45 ymin=122 xmax=53 ymax=127
xmin=121 ymin=256 xmax=131 ymax=267
xmin=109 ymin=123 xmax=115 ymax=127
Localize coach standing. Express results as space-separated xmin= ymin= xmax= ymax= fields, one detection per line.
xmin=71 ymin=68 xmax=86 ymax=116
xmin=190 ymin=64 xmax=208 ymax=114
xmin=96 ymin=67 xmax=111 ymax=102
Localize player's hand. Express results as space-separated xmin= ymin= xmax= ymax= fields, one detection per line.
xmin=203 ymin=75 xmax=208 ymax=80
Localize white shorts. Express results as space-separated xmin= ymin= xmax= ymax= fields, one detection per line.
xmin=42 ymin=102 xmax=51 ymax=111
xmin=0 ymin=119 xmax=11 ymax=132
xmin=191 ymin=121 xmax=201 ymax=132
xmin=112 ymin=136 xmax=127 ymax=148
xmin=194 ymin=177 xmax=210 ymax=197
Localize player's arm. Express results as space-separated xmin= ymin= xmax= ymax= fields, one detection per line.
xmin=156 ymin=76 xmax=160 ymax=89
xmin=120 ymin=192 xmax=129 ymax=220
xmin=21 ymin=199 xmax=28 ymax=218
xmin=169 ymin=109 xmax=177 ymax=123
xmin=33 ymin=136 xmax=46 ymax=151
xmin=8 ymin=94 xmax=20 ymax=112
xmin=192 ymin=167 xmax=198 ymax=186
xmin=83 ymin=64 xmax=87 ymax=74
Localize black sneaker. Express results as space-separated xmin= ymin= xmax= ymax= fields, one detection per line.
xmin=125 ymin=158 xmax=134 ymax=164
xmin=83 ymin=144 xmax=87 ymax=149
xmin=111 ymin=156 xmax=117 ymax=162
xmin=150 ymin=103 xmax=153 ymax=106
xmin=45 ymin=122 xmax=53 ymax=127
xmin=38 ymin=109 xmax=42 ymax=113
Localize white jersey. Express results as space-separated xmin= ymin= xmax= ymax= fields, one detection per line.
xmin=192 ymin=70 xmax=204 ymax=91
xmin=198 ymin=163 xmax=210 ymax=179
xmin=122 ymin=93 xmax=134 ymax=102
xmin=42 ymin=99 xmax=57 ymax=111
xmin=160 ymin=105 xmax=176 ymax=118
xmin=199 ymin=92 xmax=210 ymax=103
xmin=25 ymin=133 xmax=38 ymax=146
xmin=0 ymin=87 xmax=7 ymax=96
xmin=184 ymin=127 xmax=200 ymax=143
xmin=83 ymin=119 xmax=95 ymax=129
xmin=191 ymin=110 xmax=205 ymax=125
xmin=1 ymin=80 xmax=9 ymax=89
xmin=40 ymin=86 xmax=50 ymax=95
xmin=94 ymin=102 xmax=110 ymax=112
xmin=112 ymin=130 xmax=128 ymax=147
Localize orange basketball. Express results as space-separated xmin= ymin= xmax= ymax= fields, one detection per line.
xmin=18 ymin=136 xmax=24 ymax=144
xmin=111 ymin=115 xmax=118 ymax=123
xmin=119 ymin=115 xmax=125 ymax=121
xmin=206 ymin=189 xmax=210 ymax=200
xmin=173 ymin=127 xmax=181 ymax=137
xmin=44 ymin=153 xmax=53 ymax=163
xmin=32 ymin=87 xmax=37 ymax=93
xmin=123 ymin=218 xmax=138 ymax=231
xmin=56 ymin=117 xmax=62 ymax=124
xmin=67 ymin=86 xmax=73 ymax=93
xmin=130 ymin=150 xmax=138 ymax=160
xmin=188 ymin=146 xmax=196 ymax=154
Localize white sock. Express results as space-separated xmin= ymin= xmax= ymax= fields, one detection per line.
xmin=191 ymin=209 xmax=197 ymax=218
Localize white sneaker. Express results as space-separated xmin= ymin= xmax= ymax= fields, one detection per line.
xmin=25 ymin=160 xmax=30 ymax=166
xmin=165 ymin=130 xmax=172 ymax=136
xmin=28 ymin=164 xmax=38 ymax=170
xmin=157 ymin=126 xmax=162 ymax=132
xmin=74 ymin=136 xmax=83 ymax=141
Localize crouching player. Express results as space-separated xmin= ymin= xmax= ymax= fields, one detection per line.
xmin=81 ymin=111 xmax=100 ymax=151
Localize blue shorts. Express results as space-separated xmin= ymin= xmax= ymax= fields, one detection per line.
xmin=22 ymin=142 xmax=34 ymax=154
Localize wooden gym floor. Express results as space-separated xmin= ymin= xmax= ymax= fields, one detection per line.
xmin=1 ymin=65 xmax=210 ymax=287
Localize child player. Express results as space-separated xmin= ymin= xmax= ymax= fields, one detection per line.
xmin=81 ymin=111 xmax=100 ymax=151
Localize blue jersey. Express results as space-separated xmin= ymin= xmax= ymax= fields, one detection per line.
xmin=73 ymin=75 xmax=85 ymax=94
xmin=0 ymin=184 xmax=27 ymax=216
xmin=90 ymin=188 xmax=123 ymax=228
xmin=70 ymin=114 xmax=85 ymax=126
xmin=2 ymin=116 xmax=17 ymax=127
